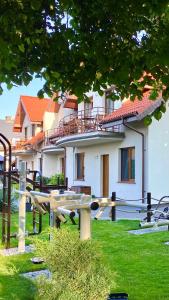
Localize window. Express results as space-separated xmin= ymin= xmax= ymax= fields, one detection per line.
xmin=84 ymin=97 xmax=93 ymax=117
xmin=121 ymin=147 xmax=135 ymax=182
xmin=75 ymin=153 xmax=84 ymax=180
xmin=105 ymin=91 xmax=114 ymax=114
xmin=24 ymin=127 xmax=28 ymax=139
xmin=32 ymin=124 xmax=35 ymax=137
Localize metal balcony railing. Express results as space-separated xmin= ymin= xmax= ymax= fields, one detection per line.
xmin=45 ymin=107 xmax=121 ymax=146
xmin=12 ymin=139 xmax=31 ymax=151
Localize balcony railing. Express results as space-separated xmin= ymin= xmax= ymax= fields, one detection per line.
xmin=12 ymin=140 xmax=31 ymax=151
xmin=45 ymin=107 xmax=121 ymax=146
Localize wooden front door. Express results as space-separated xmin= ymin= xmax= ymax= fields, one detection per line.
xmin=102 ymin=154 xmax=109 ymax=197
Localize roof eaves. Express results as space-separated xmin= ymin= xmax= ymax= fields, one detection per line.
xmin=20 ymin=97 xmax=31 ymax=123
xmin=136 ymin=98 xmax=163 ymax=121
xmin=101 ymin=111 xmax=137 ymax=125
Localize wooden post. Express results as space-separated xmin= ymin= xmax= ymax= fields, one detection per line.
xmin=80 ymin=208 xmax=91 ymax=240
xmin=147 ymin=192 xmax=151 ymax=223
xmin=18 ymin=161 xmax=27 ymax=253
xmin=111 ymin=192 xmax=116 ymax=221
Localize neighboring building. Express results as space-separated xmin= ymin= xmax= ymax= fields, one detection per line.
xmin=12 ymin=94 xmax=77 ymax=177
xmin=0 ymin=116 xmax=23 ymax=168
xmin=42 ymin=93 xmax=78 ymax=177
xmin=12 ymin=95 xmax=59 ymax=174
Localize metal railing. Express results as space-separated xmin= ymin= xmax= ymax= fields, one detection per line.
xmin=12 ymin=139 xmax=31 ymax=151
xmin=45 ymin=107 xmax=121 ymax=146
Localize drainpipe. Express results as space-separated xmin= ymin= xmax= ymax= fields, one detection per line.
xmin=63 ymin=146 xmax=67 ymax=186
xmin=122 ymin=120 xmax=145 ymax=202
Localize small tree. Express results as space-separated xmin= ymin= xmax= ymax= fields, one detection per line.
xmin=34 ymin=228 xmax=115 ymax=300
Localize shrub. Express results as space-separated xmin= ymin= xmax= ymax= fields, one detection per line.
xmin=34 ymin=228 xmax=115 ymax=300
xmin=36 ymin=173 xmax=65 ymax=185
xmin=48 ymin=173 xmax=64 ymax=185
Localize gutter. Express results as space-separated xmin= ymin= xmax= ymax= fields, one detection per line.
xmin=122 ymin=120 xmax=145 ymax=202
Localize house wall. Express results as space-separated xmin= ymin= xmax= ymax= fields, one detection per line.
xmin=78 ymin=92 xmax=122 ymax=114
xmin=43 ymin=112 xmax=59 ymax=133
xmin=42 ymin=153 xmax=64 ymax=177
xmin=22 ymin=115 xmax=32 ymax=138
xmin=22 ymin=115 xmax=42 ymax=139
xmin=66 ymin=127 xmax=146 ymax=200
xmin=147 ymin=103 xmax=169 ymax=198
xmin=57 ymin=106 xmax=75 ymax=123
xmin=65 ymin=147 xmax=74 ymax=189
xmin=15 ymin=153 xmax=41 ymax=179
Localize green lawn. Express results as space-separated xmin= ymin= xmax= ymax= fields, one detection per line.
xmin=0 ymin=214 xmax=169 ymax=299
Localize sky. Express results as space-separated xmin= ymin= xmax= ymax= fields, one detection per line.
xmin=0 ymin=78 xmax=45 ymax=119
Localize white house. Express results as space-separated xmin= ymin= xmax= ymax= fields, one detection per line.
xmin=12 ymin=95 xmax=61 ymax=175
xmin=46 ymin=87 xmax=168 ymax=201
xmin=12 ymin=94 xmax=78 ymax=178
xmin=0 ymin=116 xmax=23 ymax=169
xmin=12 ymin=87 xmax=169 ymax=202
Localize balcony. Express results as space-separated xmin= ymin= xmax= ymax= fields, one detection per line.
xmin=45 ymin=107 xmax=123 ymax=146
xmin=12 ymin=139 xmax=35 ymax=155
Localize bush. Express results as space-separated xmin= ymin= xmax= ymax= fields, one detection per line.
xmin=36 ymin=173 xmax=65 ymax=185
xmin=48 ymin=173 xmax=64 ymax=185
xmin=34 ymin=228 xmax=115 ymax=300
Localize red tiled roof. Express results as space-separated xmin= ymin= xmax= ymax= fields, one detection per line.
xmin=64 ymin=94 xmax=78 ymax=109
xmin=24 ymin=131 xmax=44 ymax=147
xmin=101 ymin=91 xmax=162 ymax=124
xmin=13 ymin=95 xmax=60 ymax=132
xmin=21 ymin=96 xmax=60 ymax=122
xmin=64 ymin=98 xmax=78 ymax=109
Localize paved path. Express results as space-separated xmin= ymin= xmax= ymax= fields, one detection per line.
xmin=92 ymin=206 xmax=147 ymax=221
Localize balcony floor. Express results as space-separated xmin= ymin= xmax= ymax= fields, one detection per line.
xmin=51 ymin=131 xmax=125 ymax=147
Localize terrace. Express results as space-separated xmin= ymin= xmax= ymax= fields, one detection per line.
xmin=45 ymin=107 xmax=123 ymax=147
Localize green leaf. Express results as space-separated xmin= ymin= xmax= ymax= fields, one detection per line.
xmin=98 ymin=89 xmax=104 ymax=96
xmin=144 ymin=116 xmax=152 ymax=126
xmin=149 ymin=90 xmax=158 ymax=100
xmin=154 ymin=110 xmax=162 ymax=121
xmin=18 ymin=44 xmax=25 ymax=53
xmin=37 ymin=89 xmax=44 ymax=99
xmin=159 ymin=104 xmax=166 ymax=113
xmin=7 ymin=83 xmax=13 ymax=90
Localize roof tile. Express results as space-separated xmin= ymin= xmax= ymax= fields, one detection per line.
xmin=101 ymin=91 xmax=162 ymax=124
xmin=24 ymin=131 xmax=44 ymax=147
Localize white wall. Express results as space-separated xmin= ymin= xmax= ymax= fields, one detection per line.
xmin=22 ymin=115 xmax=32 ymax=138
xmin=22 ymin=115 xmax=42 ymax=139
xmin=43 ymin=112 xmax=59 ymax=132
xmin=65 ymin=147 xmax=74 ymax=189
xmin=147 ymin=103 xmax=169 ymax=198
xmin=57 ymin=106 xmax=76 ymax=124
xmin=67 ymin=127 xmax=145 ymax=199
xmin=42 ymin=153 xmax=64 ymax=177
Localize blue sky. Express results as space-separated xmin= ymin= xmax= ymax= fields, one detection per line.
xmin=0 ymin=78 xmax=45 ymax=119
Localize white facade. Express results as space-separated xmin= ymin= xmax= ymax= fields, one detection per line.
xmin=13 ymin=91 xmax=169 ymax=201
xmin=147 ymin=102 xmax=169 ymax=199
xmin=47 ymin=92 xmax=169 ymax=201
xmin=42 ymin=152 xmax=64 ymax=177
xmin=66 ymin=127 xmax=146 ymax=199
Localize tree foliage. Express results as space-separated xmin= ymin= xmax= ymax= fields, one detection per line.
xmin=0 ymin=0 xmax=169 ymax=105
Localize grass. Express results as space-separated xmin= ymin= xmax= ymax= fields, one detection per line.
xmin=0 ymin=213 xmax=169 ymax=299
